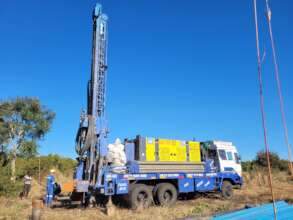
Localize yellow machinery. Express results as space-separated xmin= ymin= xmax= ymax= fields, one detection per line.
xmin=135 ymin=136 xmax=201 ymax=163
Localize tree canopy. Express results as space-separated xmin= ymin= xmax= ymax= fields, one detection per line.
xmin=242 ymin=150 xmax=290 ymax=172
xmin=0 ymin=97 xmax=55 ymax=181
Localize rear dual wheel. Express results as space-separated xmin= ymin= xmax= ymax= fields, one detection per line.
xmin=129 ymin=184 xmax=153 ymax=210
xmin=129 ymin=183 xmax=178 ymax=209
xmin=154 ymin=183 xmax=177 ymax=207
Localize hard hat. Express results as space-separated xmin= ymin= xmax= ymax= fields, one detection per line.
xmin=50 ymin=169 xmax=55 ymax=173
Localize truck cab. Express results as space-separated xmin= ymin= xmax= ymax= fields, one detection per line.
xmin=201 ymin=141 xmax=242 ymax=176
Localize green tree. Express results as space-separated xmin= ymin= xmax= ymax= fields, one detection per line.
xmin=255 ymin=150 xmax=289 ymax=171
xmin=255 ymin=151 xmax=280 ymax=168
xmin=0 ymin=97 xmax=55 ymax=182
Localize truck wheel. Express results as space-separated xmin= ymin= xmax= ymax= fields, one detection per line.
xmin=156 ymin=183 xmax=177 ymax=206
xmin=221 ymin=180 xmax=233 ymax=199
xmin=129 ymin=184 xmax=153 ymax=209
xmin=152 ymin=184 xmax=161 ymax=205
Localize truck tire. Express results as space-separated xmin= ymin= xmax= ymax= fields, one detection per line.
xmin=221 ymin=180 xmax=233 ymax=199
xmin=152 ymin=183 xmax=161 ymax=205
xmin=129 ymin=184 xmax=153 ymax=210
xmin=156 ymin=183 xmax=177 ymax=206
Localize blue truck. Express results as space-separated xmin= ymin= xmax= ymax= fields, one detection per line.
xmin=47 ymin=3 xmax=243 ymax=209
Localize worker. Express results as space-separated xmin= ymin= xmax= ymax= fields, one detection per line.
xmin=22 ymin=172 xmax=32 ymax=198
xmin=45 ymin=169 xmax=55 ymax=206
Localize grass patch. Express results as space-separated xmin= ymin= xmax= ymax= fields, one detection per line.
xmin=213 ymin=203 xmax=230 ymax=213
xmin=190 ymin=203 xmax=211 ymax=215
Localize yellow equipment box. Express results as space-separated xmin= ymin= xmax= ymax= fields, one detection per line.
xmin=146 ymin=137 xmax=156 ymax=161
xmin=188 ymin=141 xmax=201 ymax=162
xmin=135 ymin=136 xmax=201 ymax=163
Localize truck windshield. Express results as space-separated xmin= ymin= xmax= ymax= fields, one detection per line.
xmin=218 ymin=150 xmax=227 ymax=160
xmin=226 ymin=151 xmax=233 ymax=160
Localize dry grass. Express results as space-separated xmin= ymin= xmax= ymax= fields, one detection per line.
xmin=0 ymin=171 xmax=292 ymax=220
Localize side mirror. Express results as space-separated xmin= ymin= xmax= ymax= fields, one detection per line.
xmin=238 ymin=155 xmax=242 ymax=163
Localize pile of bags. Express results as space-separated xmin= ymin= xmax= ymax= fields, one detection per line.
xmin=106 ymin=138 xmax=127 ymax=166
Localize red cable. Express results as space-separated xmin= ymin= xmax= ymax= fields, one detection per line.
xmin=265 ymin=0 xmax=293 ymax=177
xmin=253 ymin=0 xmax=277 ymax=219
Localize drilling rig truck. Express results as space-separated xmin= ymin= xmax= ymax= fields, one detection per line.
xmin=48 ymin=3 xmax=243 ymax=209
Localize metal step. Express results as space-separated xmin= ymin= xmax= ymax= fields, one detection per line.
xmin=56 ymin=196 xmax=71 ymax=202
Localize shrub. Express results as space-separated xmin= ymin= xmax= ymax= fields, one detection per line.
xmin=242 ymin=151 xmax=290 ymax=173
xmin=0 ymin=154 xmax=76 ymax=196
xmin=0 ymin=165 xmax=22 ymax=196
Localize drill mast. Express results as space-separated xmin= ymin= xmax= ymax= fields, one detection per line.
xmin=75 ymin=3 xmax=108 ymax=186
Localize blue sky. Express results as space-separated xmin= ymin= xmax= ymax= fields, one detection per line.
xmin=0 ymin=0 xmax=292 ymax=161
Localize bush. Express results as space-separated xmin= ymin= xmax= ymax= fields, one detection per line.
xmin=0 ymin=154 xmax=76 ymax=196
xmin=0 ymin=165 xmax=22 ymax=196
xmin=242 ymin=151 xmax=291 ymax=173
xmin=241 ymin=161 xmax=254 ymax=172
xmin=255 ymin=151 xmax=290 ymax=171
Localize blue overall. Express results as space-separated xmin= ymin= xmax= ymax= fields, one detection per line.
xmin=45 ymin=174 xmax=55 ymax=206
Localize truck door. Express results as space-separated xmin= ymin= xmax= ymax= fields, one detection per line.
xmin=217 ymin=149 xmax=227 ymax=172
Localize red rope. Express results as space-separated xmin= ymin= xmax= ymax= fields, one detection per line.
xmin=253 ymin=0 xmax=277 ymax=219
xmin=265 ymin=0 xmax=293 ymax=177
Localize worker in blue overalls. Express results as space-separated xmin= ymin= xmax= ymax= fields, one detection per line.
xmin=46 ymin=169 xmax=55 ymax=206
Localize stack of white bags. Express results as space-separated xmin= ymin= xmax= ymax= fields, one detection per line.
xmin=106 ymin=138 xmax=127 ymax=166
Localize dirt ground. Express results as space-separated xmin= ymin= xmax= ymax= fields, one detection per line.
xmin=0 ymin=171 xmax=292 ymax=220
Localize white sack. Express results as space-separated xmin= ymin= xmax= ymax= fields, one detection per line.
xmin=106 ymin=138 xmax=126 ymax=166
